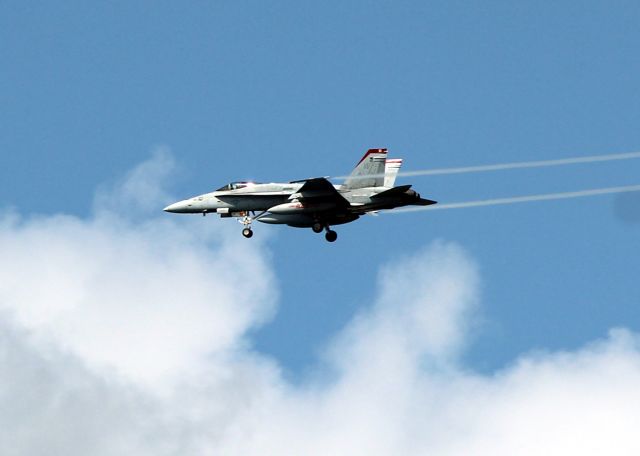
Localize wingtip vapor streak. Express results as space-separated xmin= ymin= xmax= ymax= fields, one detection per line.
xmin=163 ymin=149 xmax=436 ymax=242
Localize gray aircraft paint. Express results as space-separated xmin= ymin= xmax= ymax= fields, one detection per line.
xmin=163 ymin=149 xmax=435 ymax=242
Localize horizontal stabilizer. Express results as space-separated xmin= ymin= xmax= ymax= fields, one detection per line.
xmin=371 ymin=185 xmax=412 ymax=198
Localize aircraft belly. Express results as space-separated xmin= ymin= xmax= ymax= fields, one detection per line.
xmin=257 ymin=212 xmax=359 ymax=227
xmin=268 ymin=201 xmax=337 ymax=214
xmin=257 ymin=214 xmax=314 ymax=226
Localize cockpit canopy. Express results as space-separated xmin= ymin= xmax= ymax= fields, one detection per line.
xmin=215 ymin=181 xmax=259 ymax=191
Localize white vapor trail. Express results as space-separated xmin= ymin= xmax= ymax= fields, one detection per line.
xmin=391 ymin=184 xmax=640 ymax=213
xmin=336 ymin=150 xmax=640 ymax=180
xmin=397 ymin=151 xmax=640 ymax=177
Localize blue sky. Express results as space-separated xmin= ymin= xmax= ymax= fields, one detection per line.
xmin=2 ymin=3 xmax=640 ymax=452
xmin=2 ymin=1 xmax=640 ymax=375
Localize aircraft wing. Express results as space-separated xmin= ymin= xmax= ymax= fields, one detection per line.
xmin=290 ymin=177 xmax=350 ymax=206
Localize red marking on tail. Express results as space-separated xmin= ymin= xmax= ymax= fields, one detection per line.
xmin=356 ymin=148 xmax=388 ymax=165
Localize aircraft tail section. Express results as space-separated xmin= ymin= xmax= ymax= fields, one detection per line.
xmin=384 ymin=158 xmax=403 ymax=188
xmin=343 ymin=148 xmax=387 ymax=189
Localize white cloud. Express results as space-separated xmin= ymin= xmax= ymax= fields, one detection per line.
xmin=0 ymin=319 xmax=166 ymax=456
xmin=93 ymin=146 xmax=177 ymax=215
xmin=1 ymin=151 xmax=640 ymax=455
xmin=0 ymin=150 xmax=278 ymax=390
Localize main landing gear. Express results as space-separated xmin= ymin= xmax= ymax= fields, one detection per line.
xmin=325 ymin=229 xmax=337 ymax=242
xmin=313 ymin=221 xmax=337 ymax=242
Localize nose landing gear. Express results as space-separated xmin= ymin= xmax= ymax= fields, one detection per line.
xmin=239 ymin=212 xmax=254 ymax=239
xmin=238 ymin=211 xmax=266 ymax=239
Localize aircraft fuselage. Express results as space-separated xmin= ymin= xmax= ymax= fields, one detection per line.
xmin=164 ymin=182 xmax=426 ymax=221
xmin=163 ymin=148 xmax=436 ymax=242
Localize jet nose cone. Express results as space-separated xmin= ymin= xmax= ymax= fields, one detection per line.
xmin=163 ymin=201 xmax=185 ymax=213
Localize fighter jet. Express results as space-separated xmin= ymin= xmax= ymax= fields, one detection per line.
xmin=163 ymin=148 xmax=436 ymax=242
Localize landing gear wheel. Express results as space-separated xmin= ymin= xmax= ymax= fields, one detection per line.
xmin=242 ymin=228 xmax=253 ymax=238
xmin=325 ymin=230 xmax=337 ymax=242
xmin=312 ymin=222 xmax=323 ymax=233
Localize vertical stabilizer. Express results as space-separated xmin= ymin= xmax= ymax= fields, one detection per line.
xmin=343 ymin=148 xmax=387 ymax=189
xmin=384 ymin=159 xmax=403 ymax=188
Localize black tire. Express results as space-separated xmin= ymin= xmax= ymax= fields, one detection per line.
xmin=312 ymin=222 xmax=323 ymax=233
xmin=325 ymin=230 xmax=337 ymax=242
xmin=242 ymin=228 xmax=253 ymax=238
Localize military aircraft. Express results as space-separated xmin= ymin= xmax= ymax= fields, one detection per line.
xmin=163 ymin=148 xmax=436 ymax=242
